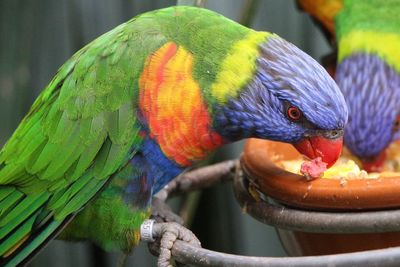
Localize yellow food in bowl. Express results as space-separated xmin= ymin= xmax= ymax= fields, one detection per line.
xmin=278 ymin=158 xmax=377 ymax=179
xmin=277 ymin=142 xmax=400 ymax=179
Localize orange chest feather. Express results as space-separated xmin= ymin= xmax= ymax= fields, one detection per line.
xmin=139 ymin=42 xmax=224 ymax=166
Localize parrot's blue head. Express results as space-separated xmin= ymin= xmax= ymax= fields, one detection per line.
xmin=336 ymin=53 xmax=400 ymax=171
xmin=214 ymin=35 xmax=348 ymax=167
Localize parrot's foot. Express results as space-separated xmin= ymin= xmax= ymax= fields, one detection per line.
xmin=151 ymin=197 xmax=183 ymax=224
xmin=141 ymin=220 xmax=201 ymax=267
xmin=157 ymin=222 xmax=201 ymax=267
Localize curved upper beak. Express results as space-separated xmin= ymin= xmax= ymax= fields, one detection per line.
xmin=293 ymin=132 xmax=343 ymax=168
xmin=361 ymin=151 xmax=386 ymax=172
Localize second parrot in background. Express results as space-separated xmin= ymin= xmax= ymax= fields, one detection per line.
xmin=299 ymin=0 xmax=400 ymax=171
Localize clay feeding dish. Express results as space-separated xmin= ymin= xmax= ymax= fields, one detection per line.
xmin=241 ymin=138 xmax=400 ymax=211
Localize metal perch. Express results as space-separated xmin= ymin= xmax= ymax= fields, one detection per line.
xmin=235 ymin=168 xmax=400 ymax=233
xmin=145 ymin=159 xmax=400 ymax=266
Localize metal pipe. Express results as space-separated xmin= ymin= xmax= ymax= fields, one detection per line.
xmin=234 ymin=171 xmax=400 ymax=233
xmin=171 ymin=240 xmax=400 ymax=267
xmin=148 ymin=159 xmax=400 ymax=266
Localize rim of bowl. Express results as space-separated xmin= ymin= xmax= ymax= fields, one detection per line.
xmin=241 ymin=138 xmax=400 ymax=211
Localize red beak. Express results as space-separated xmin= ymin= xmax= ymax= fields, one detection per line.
xmin=361 ymin=151 xmax=386 ymax=172
xmin=293 ymin=136 xmax=343 ymax=168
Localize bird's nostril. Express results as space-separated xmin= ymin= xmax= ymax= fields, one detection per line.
xmin=325 ymin=129 xmax=343 ymax=139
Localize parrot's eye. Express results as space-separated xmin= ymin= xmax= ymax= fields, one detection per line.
xmin=393 ymin=115 xmax=400 ymax=132
xmin=287 ymin=106 xmax=302 ymax=121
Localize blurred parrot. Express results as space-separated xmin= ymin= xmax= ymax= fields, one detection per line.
xmin=299 ymin=0 xmax=400 ymax=171
xmin=336 ymin=0 xmax=400 ymax=171
xmin=0 ymin=6 xmax=347 ymax=266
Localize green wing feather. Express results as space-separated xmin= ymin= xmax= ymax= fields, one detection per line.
xmin=0 ymin=19 xmax=145 ymax=266
xmin=0 ymin=6 xmax=254 ymax=264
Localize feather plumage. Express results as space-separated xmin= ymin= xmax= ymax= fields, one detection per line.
xmin=334 ymin=0 xmax=400 ymax=166
xmin=0 ymin=6 xmax=347 ymax=265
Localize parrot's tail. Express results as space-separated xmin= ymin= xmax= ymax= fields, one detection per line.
xmin=0 ymin=186 xmax=73 ymax=267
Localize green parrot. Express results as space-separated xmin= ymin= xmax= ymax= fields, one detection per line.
xmin=0 ymin=6 xmax=347 ymax=266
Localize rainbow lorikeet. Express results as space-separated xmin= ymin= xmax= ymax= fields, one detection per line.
xmin=0 ymin=6 xmax=347 ymax=266
xmin=335 ymin=0 xmax=400 ymax=171
xmin=299 ymin=0 xmax=400 ymax=171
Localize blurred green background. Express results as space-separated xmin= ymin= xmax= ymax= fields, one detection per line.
xmin=0 ymin=0 xmax=330 ymax=266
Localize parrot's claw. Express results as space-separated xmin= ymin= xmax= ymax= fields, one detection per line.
xmin=158 ymin=222 xmax=201 ymax=267
xmin=151 ymin=197 xmax=183 ymax=224
xmin=141 ymin=220 xmax=201 ymax=267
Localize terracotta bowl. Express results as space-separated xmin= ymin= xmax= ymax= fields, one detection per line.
xmin=241 ymin=138 xmax=400 ymax=256
xmin=241 ymin=138 xmax=400 ymax=211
